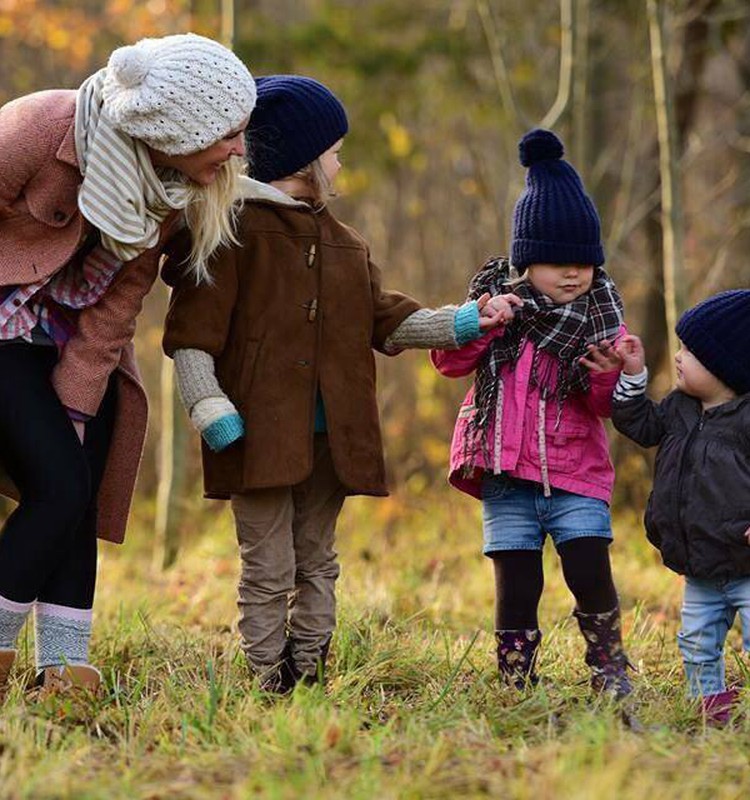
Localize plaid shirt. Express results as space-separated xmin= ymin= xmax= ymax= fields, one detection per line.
xmin=0 ymin=243 xmax=122 ymax=350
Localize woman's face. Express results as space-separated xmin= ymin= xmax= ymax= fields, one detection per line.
xmin=149 ymin=119 xmax=249 ymax=186
xmin=526 ymin=263 xmax=594 ymax=304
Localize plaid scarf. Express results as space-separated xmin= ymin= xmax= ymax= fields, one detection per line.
xmin=464 ymin=256 xmax=623 ymax=469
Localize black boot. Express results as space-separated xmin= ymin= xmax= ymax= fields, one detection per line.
xmin=257 ymin=642 xmax=297 ymax=695
xmin=573 ymin=606 xmax=633 ymax=700
xmin=495 ymin=629 xmax=541 ymax=690
xmin=294 ymin=637 xmax=331 ymax=687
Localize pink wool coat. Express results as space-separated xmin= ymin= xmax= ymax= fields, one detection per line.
xmin=0 ymin=89 xmax=177 ymax=543
xmin=431 ymin=326 xmax=624 ymax=503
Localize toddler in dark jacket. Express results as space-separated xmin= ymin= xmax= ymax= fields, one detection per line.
xmin=612 ymin=289 xmax=750 ymax=724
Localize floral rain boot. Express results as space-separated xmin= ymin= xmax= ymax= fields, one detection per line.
xmin=573 ymin=606 xmax=633 ymax=699
xmin=495 ymin=629 xmax=542 ymax=690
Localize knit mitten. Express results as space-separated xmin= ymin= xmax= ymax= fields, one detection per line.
xmin=190 ymin=397 xmax=244 ymax=452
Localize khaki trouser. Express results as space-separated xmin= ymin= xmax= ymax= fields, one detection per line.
xmin=231 ymin=436 xmax=346 ymax=678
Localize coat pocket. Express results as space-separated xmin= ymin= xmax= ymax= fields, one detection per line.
xmin=234 ymin=338 xmax=262 ymax=412
xmin=722 ymin=509 xmax=750 ymax=547
xmin=541 ymin=421 xmax=590 ymax=471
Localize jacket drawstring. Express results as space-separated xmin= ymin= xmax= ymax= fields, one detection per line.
xmin=537 ymin=394 xmax=551 ymax=497
xmin=492 ymin=380 xmax=504 ymax=474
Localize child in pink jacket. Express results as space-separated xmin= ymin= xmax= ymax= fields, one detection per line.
xmin=432 ymin=129 xmax=631 ymax=697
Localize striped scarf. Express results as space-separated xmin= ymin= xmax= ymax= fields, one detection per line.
xmin=464 ymin=256 xmax=623 ymax=472
xmin=75 ymin=69 xmax=189 ymax=261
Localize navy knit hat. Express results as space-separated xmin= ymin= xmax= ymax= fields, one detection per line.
xmin=675 ymin=289 xmax=750 ymax=395
xmin=245 ymin=75 xmax=348 ymax=183
xmin=510 ymin=129 xmax=604 ymax=272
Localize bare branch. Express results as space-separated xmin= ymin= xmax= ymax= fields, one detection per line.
xmin=539 ymin=0 xmax=575 ymax=129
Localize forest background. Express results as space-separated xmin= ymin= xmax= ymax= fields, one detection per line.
xmin=0 ymin=1 xmax=749 ymax=798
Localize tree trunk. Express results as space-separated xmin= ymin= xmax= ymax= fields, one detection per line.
xmin=647 ymin=0 xmax=686 ymax=370
xmin=641 ymin=0 xmax=719 ymax=377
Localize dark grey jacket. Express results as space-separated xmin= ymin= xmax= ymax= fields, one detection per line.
xmin=612 ymin=391 xmax=750 ymax=579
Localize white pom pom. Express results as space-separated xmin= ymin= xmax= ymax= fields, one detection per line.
xmin=108 ymin=44 xmax=151 ymax=89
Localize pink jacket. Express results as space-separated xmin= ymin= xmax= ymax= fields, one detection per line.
xmin=0 ymin=90 xmax=179 ymax=543
xmin=431 ymin=326 xmax=624 ymax=503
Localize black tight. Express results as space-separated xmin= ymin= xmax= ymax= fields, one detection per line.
xmin=491 ymin=537 xmax=618 ymax=630
xmin=0 ymin=344 xmax=116 ymax=607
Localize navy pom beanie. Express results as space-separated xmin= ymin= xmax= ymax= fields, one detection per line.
xmin=510 ymin=129 xmax=605 ymax=272
xmin=245 ymin=75 xmax=348 ymax=183
xmin=675 ymin=289 xmax=750 ymax=395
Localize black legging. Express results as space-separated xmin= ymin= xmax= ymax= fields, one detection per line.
xmin=491 ymin=537 xmax=618 ymax=630
xmin=0 ymin=343 xmax=116 ymax=608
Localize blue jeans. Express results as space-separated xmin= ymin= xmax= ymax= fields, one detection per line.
xmin=677 ymin=575 xmax=750 ymax=697
xmin=481 ymin=474 xmax=612 ymax=555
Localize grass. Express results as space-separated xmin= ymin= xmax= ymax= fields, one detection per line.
xmin=1 ymin=489 xmax=749 ymax=799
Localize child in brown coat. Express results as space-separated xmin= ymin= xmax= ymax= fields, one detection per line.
xmin=162 ymin=75 xmax=504 ymax=691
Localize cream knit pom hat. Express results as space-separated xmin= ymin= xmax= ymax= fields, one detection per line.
xmin=102 ymin=32 xmax=256 ymax=155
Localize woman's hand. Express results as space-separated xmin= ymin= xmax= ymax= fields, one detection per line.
xmin=477 ymin=292 xmax=523 ymax=330
xmin=579 ymin=339 xmax=623 ymax=373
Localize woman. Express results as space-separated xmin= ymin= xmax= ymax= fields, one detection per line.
xmin=0 ymin=33 xmax=255 ymax=694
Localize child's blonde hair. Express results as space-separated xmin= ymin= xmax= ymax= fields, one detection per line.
xmin=290 ymin=157 xmax=337 ymax=206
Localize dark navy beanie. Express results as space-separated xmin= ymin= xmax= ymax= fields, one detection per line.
xmin=675 ymin=289 xmax=750 ymax=395
xmin=245 ymin=75 xmax=348 ymax=183
xmin=510 ymin=129 xmax=605 ymax=272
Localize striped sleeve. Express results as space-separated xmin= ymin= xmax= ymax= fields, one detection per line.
xmin=613 ymin=368 xmax=648 ymax=402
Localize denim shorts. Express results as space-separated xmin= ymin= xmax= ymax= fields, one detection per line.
xmin=481 ymin=474 xmax=612 ymax=555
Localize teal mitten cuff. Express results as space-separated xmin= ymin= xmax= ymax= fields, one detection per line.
xmin=454 ymin=301 xmax=482 ymax=345
xmin=202 ymin=413 xmax=245 ymax=453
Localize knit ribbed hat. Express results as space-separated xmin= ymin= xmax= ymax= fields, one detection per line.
xmin=102 ymin=33 xmax=256 ymax=155
xmin=246 ymin=75 xmax=348 ymax=183
xmin=675 ymin=289 xmax=750 ymax=395
xmin=511 ymin=129 xmax=604 ymax=272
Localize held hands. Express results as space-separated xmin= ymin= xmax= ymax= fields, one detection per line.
xmin=476 ymin=292 xmax=524 ymax=331
xmin=578 ymin=339 xmax=622 ymax=373
xmin=579 ymin=334 xmax=646 ymax=375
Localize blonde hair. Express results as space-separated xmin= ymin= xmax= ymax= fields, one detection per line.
xmin=183 ymin=155 xmax=246 ymax=284
xmin=291 ymin=157 xmax=336 ymax=205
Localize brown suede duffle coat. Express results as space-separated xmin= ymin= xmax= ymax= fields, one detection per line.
xmin=0 ymin=90 xmax=177 ymax=543
xmin=162 ymin=187 xmax=422 ymax=498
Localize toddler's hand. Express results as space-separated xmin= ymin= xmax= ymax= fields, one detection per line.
xmin=579 ymin=339 xmax=622 ymax=373
xmin=615 ymin=334 xmax=646 ymax=375
xmin=477 ymin=292 xmax=523 ymax=330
